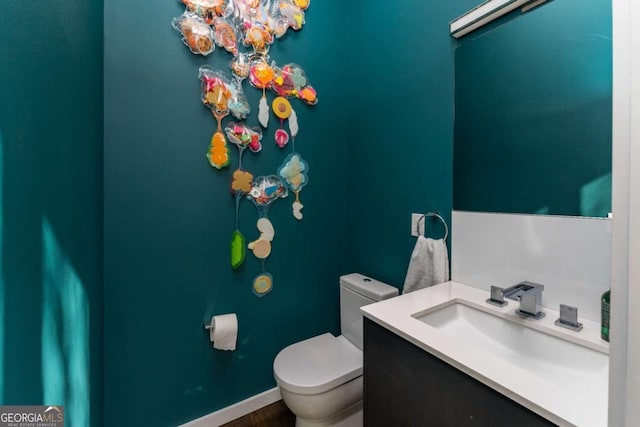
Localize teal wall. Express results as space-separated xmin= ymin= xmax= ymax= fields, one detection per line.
xmin=347 ymin=0 xmax=481 ymax=287
xmin=103 ymin=1 xmax=349 ymax=425
xmin=0 ymin=1 xmax=104 ymax=426
xmin=1 ymin=1 xmax=613 ymax=425
xmin=454 ymin=0 xmax=612 ymax=217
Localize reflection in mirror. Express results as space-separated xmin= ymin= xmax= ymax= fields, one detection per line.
xmin=453 ymin=0 xmax=612 ymax=217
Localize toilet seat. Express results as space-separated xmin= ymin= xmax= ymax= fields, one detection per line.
xmin=273 ymin=333 xmax=362 ymax=395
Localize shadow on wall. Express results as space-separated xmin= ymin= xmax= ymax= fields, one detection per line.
xmin=0 ymin=135 xmax=90 ymax=426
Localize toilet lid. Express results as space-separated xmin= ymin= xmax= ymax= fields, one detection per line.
xmin=273 ymin=333 xmax=363 ymax=395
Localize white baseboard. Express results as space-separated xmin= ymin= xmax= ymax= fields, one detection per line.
xmin=179 ymin=387 xmax=282 ymax=427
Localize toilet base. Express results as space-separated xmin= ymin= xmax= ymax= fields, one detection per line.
xmin=279 ymin=375 xmax=364 ymax=427
xmin=295 ymin=401 xmax=362 ymax=427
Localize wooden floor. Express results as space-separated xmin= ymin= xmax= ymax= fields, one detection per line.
xmin=221 ymin=400 xmax=295 ymax=427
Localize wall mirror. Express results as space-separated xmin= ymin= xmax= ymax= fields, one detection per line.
xmin=453 ymin=0 xmax=612 ymax=217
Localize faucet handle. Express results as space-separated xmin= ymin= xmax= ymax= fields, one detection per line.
xmin=554 ymin=304 xmax=583 ymax=332
xmin=486 ymin=285 xmax=508 ymax=307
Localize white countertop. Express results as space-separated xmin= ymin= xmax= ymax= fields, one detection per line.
xmin=361 ymin=281 xmax=609 ymax=427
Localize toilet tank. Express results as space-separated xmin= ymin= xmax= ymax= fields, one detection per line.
xmin=340 ymin=273 xmax=398 ymax=350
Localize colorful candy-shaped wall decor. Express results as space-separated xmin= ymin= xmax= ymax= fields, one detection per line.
xmin=246 ymin=176 xmax=288 ymax=295
xmin=177 ymin=0 xmax=311 ymax=55
xmin=278 ymin=153 xmax=308 ymax=220
xmin=172 ymin=0 xmax=318 ymax=297
xmin=172 ymin=12 xmax=215 ymax=56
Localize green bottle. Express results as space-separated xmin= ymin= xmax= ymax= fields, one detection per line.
xmin=601 ymin=290 xmax=610 ymax=342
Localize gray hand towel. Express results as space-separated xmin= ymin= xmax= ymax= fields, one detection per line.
xmin=402 ymin=236 xmax=450 ymax=294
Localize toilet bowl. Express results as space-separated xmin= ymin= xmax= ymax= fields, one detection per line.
xmin=273 ymin=274 xmax=398 ymax=426
xmin=274 ymin=334 xmax=363 ymax=426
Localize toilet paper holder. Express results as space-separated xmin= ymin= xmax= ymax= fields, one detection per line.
xmin=204 ymin=313 xmax=238 ymax=351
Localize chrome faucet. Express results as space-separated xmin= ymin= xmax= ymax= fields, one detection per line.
xmin=486 ymin=285 xmax=508 ymax=307
xmin=502 ymin=281 xmax=545 ymax=319
xmin=555 ymin=304 xmax=583 ymax=331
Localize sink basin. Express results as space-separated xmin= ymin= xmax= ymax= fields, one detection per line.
xmin=363 ymin=281 xmax=609 ymax=426
xmin=413 ymin=300 xmax=608 ymax=392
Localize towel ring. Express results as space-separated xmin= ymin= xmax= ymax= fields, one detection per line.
xmin=417 ymin=212 xmax=449 ymax=241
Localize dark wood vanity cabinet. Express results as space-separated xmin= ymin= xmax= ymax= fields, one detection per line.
xmin=363 ymin=318 xmax=557 ymax=427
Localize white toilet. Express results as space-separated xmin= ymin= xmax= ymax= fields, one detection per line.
xmin=273 ymin=273 xmax=398 ymax=427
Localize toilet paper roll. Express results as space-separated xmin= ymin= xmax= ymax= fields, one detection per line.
xmin=209 ymin=314 xmax=238 ymax=351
